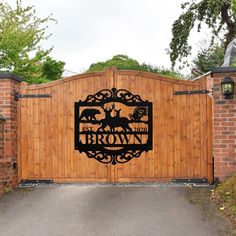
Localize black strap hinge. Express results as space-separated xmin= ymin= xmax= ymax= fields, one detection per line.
xmin=172 ymin=178 xmax=208 ymax=184
xmin=173 ymin=90 xmax=209 ymax=95
xmin=21 ymin=179 xmax=53 ymax=185
xmin=15 ymin=91 xmax=52 ymax=101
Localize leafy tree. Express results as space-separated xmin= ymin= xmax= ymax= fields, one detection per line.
xmin=169 ymin=0 xmax=236 ymax=67
xmin=0 ymin=0 xmax=56 ymax=83
xmin=88 ymin=55 xmax=140 ymax=71
xmin=192 ymin=43 xmax=224 ymax=74
xmin=26 ymin=57 xmax=65 ymax=84
xmin=41 ymin=57 xmax=65 ymax=81
xmin=87 ymin=55 xmax=183 ymax=79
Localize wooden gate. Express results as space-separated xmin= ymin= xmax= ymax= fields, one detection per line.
xmin=18 ymin=68 xmax=213 ymax=183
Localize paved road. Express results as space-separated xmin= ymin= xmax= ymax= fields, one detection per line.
xmin=0 ymin=185 xmax=234 ymax=236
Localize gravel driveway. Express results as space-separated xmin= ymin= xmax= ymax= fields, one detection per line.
xmin=0 ymin=185 xmax=234 ymax=236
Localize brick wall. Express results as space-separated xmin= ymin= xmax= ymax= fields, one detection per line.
xmin=0 ymin=74 xmax=21 ymax=194
xmin=210 ymin=71 xmax=236 ymax=182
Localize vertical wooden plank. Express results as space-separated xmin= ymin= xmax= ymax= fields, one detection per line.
xmin=57 ymin=84 xmax=64 ymax=178
xmin=132 ymin=74 xmax=144 ymax=178
xmin=52 ymin=85 xmax=58 ymax=178
xmin=61 ymin=83 xmax=66 ymax=178
xmin=115 ymin=74 xmax=131 ymax=180
xmin=180 ymin=85 xmax=187 ymax=178
xmin=192 ymin=85 xmax=201 ymax=178
xmin=38 ymin=88 xmax=45 ymax=178
xmin=68 ymin=80 xmax=75 ymax=178
xmin=114 ymin=74 xmax=124 ymax=181
xmin=45 ymin=87 xmax=53 ymax=178
xmin=161 ymin=81 xmax=168 ymax=177
xmin=186 ymin=86 xmax=194 ymax=178
xmin=75 ymin=79 xmax=81 ymax=178
xmin=128 ymin=75 xmax=137 ymax=179
xmin=154 ymin=79 xmax=161 ymax=178
xmin=75 ymin=79 xmax=82 ymax=178
xmin=173 ymin=84 xmax=181 ymax=178
xmin=167 ymin=82 xmax=174 ymax=178
xmin=146 ymin=77 xmax=155 ymax=178
xmin=27 ymin=90 xmax=35 ymax=178
xmin=63 ymin=83 xmax=70 ymax=178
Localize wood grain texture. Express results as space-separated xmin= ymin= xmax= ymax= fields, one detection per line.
xmin=19 ymin=68 xmax=213 ymax=183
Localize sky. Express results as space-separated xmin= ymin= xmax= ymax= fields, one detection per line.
xmin=6 ymin=0 xmax=206 ymax=74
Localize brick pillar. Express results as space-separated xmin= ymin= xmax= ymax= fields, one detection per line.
xmin=0 ymin=74 xmax=22 ymax=194
xmin=211 ymin=68 xmax=236 ymax=182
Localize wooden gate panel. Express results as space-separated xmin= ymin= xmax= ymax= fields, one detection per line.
xmin=19 ymin=73 xmax=111 ymax=182
xmin=19 ymin=69 xmax=213 ymax=183
xmin=114 ymin=73 xmax=152 ymax=181
xmin=114 ymin=71 xmax=213 ymax=182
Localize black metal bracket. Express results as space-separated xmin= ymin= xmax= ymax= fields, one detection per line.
xmin=21 ymin=179 xmax=53 ymax=185
xmin=172 ymin=178 xmax=208 ymax=184
xmin=15 ymin=91 xmax=52 ymax=101
xmin=13 ymin=162 xmax=17 ymax=169
xmin=173 ymin=90 xmax=209 ymax=95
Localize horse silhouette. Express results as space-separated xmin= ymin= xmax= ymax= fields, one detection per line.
xmin=80 ymin=109 xmax=101 ymax=121
xmin=98 ymin=105 xmax=132 ymax=132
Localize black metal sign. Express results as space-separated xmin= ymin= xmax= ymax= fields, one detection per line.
xmin=75 ymin=88 xmax=152 ymax=165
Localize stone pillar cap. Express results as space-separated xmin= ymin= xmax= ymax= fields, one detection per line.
xmin=0 ymin=72 xmax=22 ymax=82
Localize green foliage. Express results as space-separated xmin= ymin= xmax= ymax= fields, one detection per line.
xmin=193 ymin=43 xmax=224 ymax=73
xmin=3 ymin=186 xmax=12 ymax=193
xmin=0 ymin=0 xmax=56 ymax=83
xmin=232 ymin=58 xmax=236 ymax=66
xmin=41 ymin=57 xmax=65 ymax=81
xmin=216 ymin=172 xmax=236 ymax=217
xmin=88 ymin=55 xmax=141 ymax=71
xmin=26 ymin=76 xmax=51 ymax=84
xmin=87 ymin=55 xmax=183 ymax=79
xmin=169 ymin=0 xmax=236 ymax=67
xmin=24 ymin=57 xmax=65 ymax=84
xmin=233 ymin=0 xmax=236 ymax=13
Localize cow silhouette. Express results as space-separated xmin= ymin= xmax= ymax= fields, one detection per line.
xmin=80 ymin=109 xmax=101 ymax=121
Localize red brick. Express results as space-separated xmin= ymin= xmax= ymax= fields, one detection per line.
xmin=0 ymin=77 xmax=20 ymax=195
xmin=221 ymin=139 xmax=235 ymax=144
xmin=211 ymin=74 xmax=236 ymax=182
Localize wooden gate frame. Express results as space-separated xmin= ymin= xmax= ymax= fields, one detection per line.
xmin=17 ymin=68 xmax=213 ymax=183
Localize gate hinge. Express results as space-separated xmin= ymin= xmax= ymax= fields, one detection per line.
xmin=173 ymin=90 xmax=209 ymax=95
xmin=172 ymin=178 xmax=208 ymax=184
xmin=21 ymin=179 xmax=53 ymax=186
xmin=15 ymin=91 xmax=52 ymax=101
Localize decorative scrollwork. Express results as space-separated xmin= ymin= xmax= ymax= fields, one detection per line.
xmin=86 ymin=151 xmax=112 ymax=164
xmin=84 ymin=150 xmax=144 ymax=165
xmin=83 ymin=89 xmax=113 ymax=103
xmin=80 ymin=88 xmax=145 ymax=104
xmin=115 ymin=150 xmax=143 ymax=164
xmin=115 ymin=89 xmax=143 ymax=103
